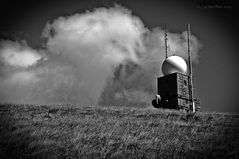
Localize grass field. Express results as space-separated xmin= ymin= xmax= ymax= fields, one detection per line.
xmin=0 ymin=104 xmax=239 ymax=159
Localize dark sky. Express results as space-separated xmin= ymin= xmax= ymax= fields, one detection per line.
xmin=0 ymin=0 xmax=238 ymax=113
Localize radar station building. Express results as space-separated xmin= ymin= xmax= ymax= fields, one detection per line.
xmin=152 ymin=24 xmax=199 ymax=112
xmin=156 ymin=72 xmax=190 ymax=109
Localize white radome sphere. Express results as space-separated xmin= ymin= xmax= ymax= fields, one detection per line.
xmin=162 ymin=56 xmax=187 ymax=75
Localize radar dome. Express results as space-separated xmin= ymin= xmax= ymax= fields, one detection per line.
xmin=162 ymin=56 xmax=187 ymax=76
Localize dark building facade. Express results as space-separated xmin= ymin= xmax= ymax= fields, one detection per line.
xmin=157 ymin=72 xmax=190 ymax=109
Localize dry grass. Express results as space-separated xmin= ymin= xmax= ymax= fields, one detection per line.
xmin=0 ymin=104 xmax=239 ymax=159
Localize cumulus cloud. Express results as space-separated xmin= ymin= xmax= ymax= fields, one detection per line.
xmin=0 ymin=5 xmax=202 ymax=106
xmin=42 ymin=5 xmax=145 ymax=63
xmin=0 ymin=40 xmax=41 ymax=67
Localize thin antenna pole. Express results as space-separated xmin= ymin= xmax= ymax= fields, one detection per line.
xmin=187 ymin=24 xmax=195 ymax=112
xmin=165 ymin=25 xmax=168 ymax=59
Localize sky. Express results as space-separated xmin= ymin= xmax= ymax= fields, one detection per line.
xmin=0 ymin=0 xmax=238 ymax=113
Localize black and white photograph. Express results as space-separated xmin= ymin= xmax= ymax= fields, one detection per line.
xmin=0 ymin=0 xmax=238 ymax=158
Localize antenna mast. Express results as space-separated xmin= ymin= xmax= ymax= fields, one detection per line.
xmin=187 ymin=24 xmax=195 ymax=112
xmin=165 ymin=25 xmax=168 ymax=59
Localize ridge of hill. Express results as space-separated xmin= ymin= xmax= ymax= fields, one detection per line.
xmin=0 ymin=104 xmax=239 ymax=158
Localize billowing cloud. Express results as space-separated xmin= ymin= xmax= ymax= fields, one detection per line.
xmin=0 ymin=40 xmax=41 ymax=67
xmin=0 ymin=5 xmax=202 ymax=106
xmin=42 ymin=5 xmax=145 ymax=63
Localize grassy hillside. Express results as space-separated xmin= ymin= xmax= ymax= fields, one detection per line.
xmin=0 ymin=104 xmax=239 ymax=159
